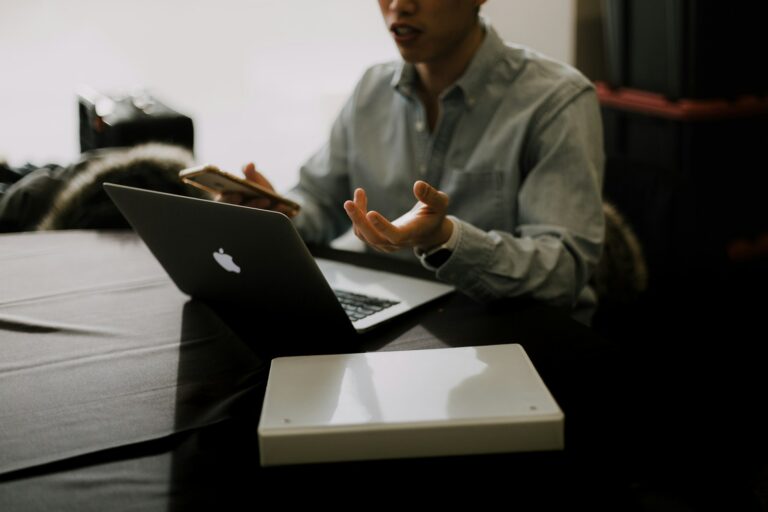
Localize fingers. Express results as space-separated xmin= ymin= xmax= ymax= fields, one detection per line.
xmin=217 ymin=189 xmax=296 ymax=217
xmin=243 ymin=197 xmax=273 ymax=209
xmin=218 ymin=191 xmax=270 ymax=209
xmin=218 ymin=192 xmax=264 ymax=208
xmin=241 ymin=162 xmax=300 ymax=216
xmin=354 ymin=188 xmax=367 ymax=213
xmin=367 ymin=210 xmax=402 ymax=244
xmin=413 ymin=180 xmax=449 ymax=211
xmin=241 ymin=196 xmax=297 ymax=217
xmin=217 ymin=191 xmax=242 ymax=204
xmin=274 ymin=203 xmax=299 ymax=218
xmin=344 ymin=200 xmax=399 ymax=252
xmin=242 ymin=162 xmax=275 ymax=191
xmin=348 ymin=188 xmax=379 ymax=245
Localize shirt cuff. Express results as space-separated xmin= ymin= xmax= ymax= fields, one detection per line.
xmin=441 ymin=215 xmax=460 ymax=251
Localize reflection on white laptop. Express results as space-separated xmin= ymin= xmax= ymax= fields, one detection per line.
xmin=103 ymin=184 xmax=454 ymax=336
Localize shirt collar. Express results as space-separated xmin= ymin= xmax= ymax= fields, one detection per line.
xmin=392 ymin=19 xmax=508 ymax=108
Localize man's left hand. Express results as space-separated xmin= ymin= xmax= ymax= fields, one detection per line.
xmin=343 ymin=180 xmax=453 ymax=253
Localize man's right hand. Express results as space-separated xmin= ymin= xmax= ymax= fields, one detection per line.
xmin=216 ymin=162 xmax=298 ymax=217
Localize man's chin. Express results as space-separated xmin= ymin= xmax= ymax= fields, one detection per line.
xmin=395 ymin=46 xmax=429 ymax=64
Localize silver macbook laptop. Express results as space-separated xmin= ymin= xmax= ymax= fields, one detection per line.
xmin=104 ymin=183 xmax=454 ymax=338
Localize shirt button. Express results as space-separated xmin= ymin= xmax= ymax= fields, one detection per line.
xmin=415 ymin=121 xmax=424 ymax=132
xmin=419 ymin=163 xmax=427 ymax=174
xmin=467 ymin=97 xmax=476 ymax=106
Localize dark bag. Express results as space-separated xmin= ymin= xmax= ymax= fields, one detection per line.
xmin=78 ymin=88 xmax=194 ymax=153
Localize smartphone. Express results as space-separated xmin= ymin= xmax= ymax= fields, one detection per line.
xmin=179 ymin=164 xmax=300 ymax=215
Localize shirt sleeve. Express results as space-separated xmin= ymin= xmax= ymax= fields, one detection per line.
xmin=284 ymin=95 xmax=355 ymax=245
xmin=434 ymin=88 xmax=605 ymax=309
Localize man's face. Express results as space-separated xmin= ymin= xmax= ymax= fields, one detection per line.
xmin=378 ymin=0 xmax=484 ymax=65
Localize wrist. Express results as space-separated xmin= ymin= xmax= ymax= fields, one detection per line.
xmin=417 ymin=217 xmax=453 ymax=252
xmin=416 ymin=217 xmax=459 ymax=270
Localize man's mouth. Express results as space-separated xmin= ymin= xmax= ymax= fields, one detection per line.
xmin=390 ymin=23 xmax=422 ymax=43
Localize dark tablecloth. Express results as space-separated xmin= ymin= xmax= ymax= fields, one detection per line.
xmin=0 ymin=231 xmax=267 ymax=475
xmin=1 ymin=231 xmax=766 ymax=510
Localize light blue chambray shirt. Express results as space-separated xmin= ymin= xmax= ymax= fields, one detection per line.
xmin=287 ymin=23 xmax=605 ymax=324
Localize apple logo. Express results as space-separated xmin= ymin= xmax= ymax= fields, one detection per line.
xmin=213 ymin=248 xmax=241 ymax=274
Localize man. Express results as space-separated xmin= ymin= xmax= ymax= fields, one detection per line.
xmin=227 ymin=0 xmax=605 ymax=324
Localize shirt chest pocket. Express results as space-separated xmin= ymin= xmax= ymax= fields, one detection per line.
xmin=438 ymin=168 xmax=511 ymax=232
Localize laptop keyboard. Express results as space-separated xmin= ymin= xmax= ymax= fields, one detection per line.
xmin=333 ymin=289 xmax=399 ymax=322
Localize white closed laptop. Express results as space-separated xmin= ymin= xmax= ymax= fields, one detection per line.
xmin=258 ymin=343 xmax=564 ymax=466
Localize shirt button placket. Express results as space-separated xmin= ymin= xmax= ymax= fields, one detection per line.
xmin=414 ymin=111 xmax=429 ymax=177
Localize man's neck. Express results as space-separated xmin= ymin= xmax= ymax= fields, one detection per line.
xmin=415 ymin=22 xmax=486 ymax=101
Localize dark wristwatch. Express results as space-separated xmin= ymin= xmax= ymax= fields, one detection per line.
xmin=422 ymin=247 xmax=452 ymax=268
xmin=417 ymin=218 xmax=457 ymax=269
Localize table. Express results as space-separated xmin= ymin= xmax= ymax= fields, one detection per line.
xmin=1 ymin=231 xmax=765 ymax=510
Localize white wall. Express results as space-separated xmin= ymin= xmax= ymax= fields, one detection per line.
xmin=485 ymin=0 xmax=575 ymax=65
xmin=0 ymin=0 xmax=574 ymax=191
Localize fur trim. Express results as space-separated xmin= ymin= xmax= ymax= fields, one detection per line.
xmin=37 ymin=143 xmax=197 ymax=230
xmin=594 ymin=201 xmax=649 ymax=304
